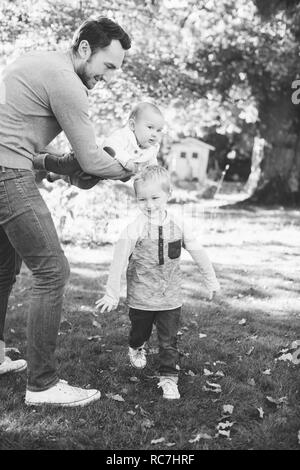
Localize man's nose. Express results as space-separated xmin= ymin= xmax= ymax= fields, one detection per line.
xmin=103 ymin=70 xmax=114 ymax=83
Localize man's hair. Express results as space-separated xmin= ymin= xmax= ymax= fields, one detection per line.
xmin=71 ymin=17 xmax=131 ymax=54
xmin=129 ymin=102 xmax=163 ymax=122
xmin=133 ymin=165 xmax=171 ymax=194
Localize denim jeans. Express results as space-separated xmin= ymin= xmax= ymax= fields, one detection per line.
xmin=0 ymin=167 xmax=70 ymax=391
xmin=129 ymin=307 xmax=181 ymax=376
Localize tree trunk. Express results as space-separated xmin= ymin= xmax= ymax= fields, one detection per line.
xmin=246 ymin=93 xmax=300 ymax=205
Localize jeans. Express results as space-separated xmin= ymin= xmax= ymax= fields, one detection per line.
xmin=129 ymin=307 xmax=181 ymax=376
xmin=0 ymin=167 xmax=70 ymax=391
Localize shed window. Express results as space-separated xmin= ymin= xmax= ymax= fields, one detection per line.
xmin=180 ymin=152 xmax=186 ymax=158
xmin=192 ymin=152 xmax=198 ymax=159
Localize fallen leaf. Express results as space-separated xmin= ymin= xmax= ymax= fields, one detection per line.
xmin=238 ymin=319 xmax=247 ymax=325
xmin=130 ymin=376 xmax=140 ymax=383
xmin=265 ymin=396 xmax=288 ymax=407
xmin=151 ymin=437 xmax=165 ymax=445
xmin=189 ymin=433 xmax=213 ymax=443
xmin=214 ymin=361 xmax=227 ymax=366
xmin=92 ymin=320 xmax=102 ymax=329
xmin=246 ymin=346 xmax=254 ymax=356
xmin=257 ymin=407 xmax=264 ymax=419
xmin=215 ymin=370 xmax=225 ymax=377
xmin=204 ymin=368 xmax=214 ymax=376
xmin=182 ymin=326 xmax=189 ymax=331
xmin=121 ymin=388 xmax=128 ymax=395
xmin=262 ymin=369 xmax=271 ymax=375
xmin=88 ymin=335 xmax=101 ymax=341
xmin=291 ymin=340 xmax=300 ymax=350
xmin=203 ymin=381 xmax=222 ymax=393
xmin=276 ymin=352 xmax=293 ymax=362
xmin=222 ymin=404 xmax=234 ymax=415
xmin=199 ymin=333 xmax=207 ymax=339
xmin=187 ymin=370 xmax=196 ymax=377
xmin=216 ymin=420 xmax=234 ymax=439
xmin=291 ymin=348 xmax=300 ymax=365
xmin=10 ymin=329 xmax=15 ymax=334
xmin=247 ymin=378 xmax=256 ymax=387
xmin=127 ymin=410 xmax=136 ymax=416
xmin=177 ymin=331 xmax=183 ymax=336
xmin=165 ymin=442 xmax=176 ymax=447
xmin=105 ymin=393 xmax=125 ymax=402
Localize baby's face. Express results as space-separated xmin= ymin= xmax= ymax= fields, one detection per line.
xmin=132 ymin=109 xmax=164 ymax=149
xmin=135 ymin=179 xmax=169 ymax=219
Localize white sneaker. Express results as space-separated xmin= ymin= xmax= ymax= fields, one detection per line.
xmin=0 ymin=356 xmax=27 ymax=375
xmin=158 ymin=377 xmax=180 ymax=399
xmin=25 ymin=379 xmax=100 ymax=407
xmin=128 ymin=344 xmax=147 ymax=369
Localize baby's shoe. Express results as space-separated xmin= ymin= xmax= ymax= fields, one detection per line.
xmin=158 ymin=376 xmax=180 ymax=399
xmin=128 ymin=344 xmax=147 ymax=369
xmin=0 ymin=356 xmax=27 ymax=375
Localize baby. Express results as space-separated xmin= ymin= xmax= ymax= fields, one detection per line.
xmin=43 ymin=102 xmax=164 ymax=188
xmin=96 ymin=165 xmax=220 ymax=400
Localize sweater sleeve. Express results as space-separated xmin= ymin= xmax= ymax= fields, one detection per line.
xmin=103 ymin=129 xmax=134 ymax=167
xmin=104 ymin=218 xmax=142 ymax=305
xmin=47 ymin=71 xmax=132 ymax=179
xmin=181 ymin=218 xmax=220 ymax=293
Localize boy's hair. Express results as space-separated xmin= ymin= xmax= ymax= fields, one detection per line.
xmin=71 ymin=17 xmax=131 ymax=55
xmin=129 ymin=102 xmax=163 ymax=122
xmin=133 ymin=165 xmax=171 ymax=194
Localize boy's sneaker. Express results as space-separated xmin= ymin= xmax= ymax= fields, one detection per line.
xmin=25 ymin=379 xmax=100 ymax=407
xmin=128 ymin=344 xmax=147 ymax=369
xmin=158 ymin=377 xmax=180 ymax=399
xmin=0 ymin=356 xmax=27 ymax=375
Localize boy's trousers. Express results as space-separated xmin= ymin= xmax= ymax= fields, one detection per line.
xmin=129 ymin=307 xmax=181 ymax=377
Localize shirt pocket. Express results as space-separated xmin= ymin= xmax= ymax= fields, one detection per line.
xmin=168 ymin=239 xmax=181 ymax=259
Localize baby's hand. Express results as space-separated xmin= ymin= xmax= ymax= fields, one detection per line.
xmin=124 ymin=160 xmax=138 ymax=173
xmin=95 ymin=296 xmax=117 ymax=313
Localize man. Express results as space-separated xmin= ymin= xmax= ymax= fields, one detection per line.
xmin=0 ymin=17 xmax=132 ymax=407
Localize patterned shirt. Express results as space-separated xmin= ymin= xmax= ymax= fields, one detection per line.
xmin=102 ymin=211 xmax=220 ymax=310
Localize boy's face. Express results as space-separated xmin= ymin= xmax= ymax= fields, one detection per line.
xmin=130 ymin=109 xmax=164 ymax=149
xmin=135 ymin=179 xmax=169 ymax=219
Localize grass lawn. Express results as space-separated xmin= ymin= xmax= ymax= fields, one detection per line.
xmin=0 ymin=205 xmax=300 ymax=450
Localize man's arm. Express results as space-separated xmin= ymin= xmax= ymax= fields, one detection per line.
xmin=47 ymin=70 xmax=133 ymax=180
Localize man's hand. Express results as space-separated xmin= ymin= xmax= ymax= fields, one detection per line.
xmin=95 ymin=296 xmax=117 ymax=313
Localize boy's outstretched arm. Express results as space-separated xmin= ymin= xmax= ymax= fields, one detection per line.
xmin=182 ymin=221 xmax=220 ymax=298
xmin=95 ymin=221 xmax=140 ymax=314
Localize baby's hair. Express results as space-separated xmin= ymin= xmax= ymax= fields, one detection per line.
xmin=129 ymin=102 xmax=163 ymax=122
xmin=133 ymin=165 xmax=171 ymax=194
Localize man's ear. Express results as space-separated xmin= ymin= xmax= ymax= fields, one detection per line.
xmin=128 ymin=118 xmax=135 ymax=131
xmin=77 ymin=40 xmax=92 ymax=60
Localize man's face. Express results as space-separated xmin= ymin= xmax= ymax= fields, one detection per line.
xmin=77 ymin=39 xmax=125 ymax=89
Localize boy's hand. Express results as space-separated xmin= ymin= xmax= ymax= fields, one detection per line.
xmin=208 ymin=290 xmax=221 ymax=301
xmin=95 ymin=296 xmax=117 ymax=313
